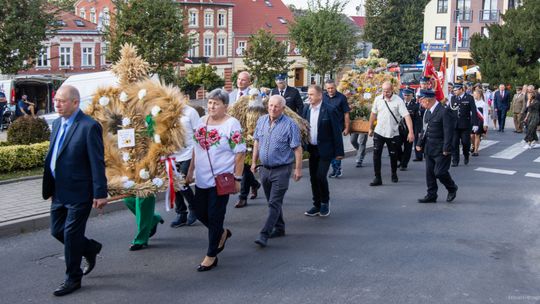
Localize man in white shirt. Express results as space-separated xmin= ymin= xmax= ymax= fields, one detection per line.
xmin=368 ymin=81 xmax=415 ymax=186
xmin=170 ymin=105 xmax=200 ymax=227
xmin=229 ymin=71 xmax=252 ymax=106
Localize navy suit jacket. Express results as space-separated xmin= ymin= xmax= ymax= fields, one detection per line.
xmin=493 ymin=90 xmax=511 ymax=110
xmin=302 ymin=101 xmax=344 ymax=160
xmin=271 ymin=86 xmax=304 ymax=115
xmin=42 ymin=110 xmax=107 ymax=204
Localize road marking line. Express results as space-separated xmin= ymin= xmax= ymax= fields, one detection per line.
xmin=525 ymin=173 xmax=540 ymax=179
xmin=475 ymin=167 xmax=516 ymax=175
xmin=490 ymin=142 xmax=528 ymax=159
xmin=534 ymin=156 xmax=540 ymax=163
xmin=478 ymin=140 xmax=498 ymax=151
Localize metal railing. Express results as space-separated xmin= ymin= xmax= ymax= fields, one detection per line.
xmin=479 ymin=10 xmax=500 ymax=22
xmin=454 ymin=9 xmax=473 ymax=22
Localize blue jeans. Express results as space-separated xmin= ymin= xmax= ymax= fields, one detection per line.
xmin=330 ymin=159 xmax=341 ymax=172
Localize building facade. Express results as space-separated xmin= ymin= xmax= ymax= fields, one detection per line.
xmin=423 ymin=0 xmax=523 ymax=67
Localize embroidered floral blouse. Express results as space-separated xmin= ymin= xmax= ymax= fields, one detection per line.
xmin=193 ymin=116 xmax=246 ymax=189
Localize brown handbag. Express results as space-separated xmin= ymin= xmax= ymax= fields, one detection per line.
xmin=205 ymin=119 xmax=237 ymax=196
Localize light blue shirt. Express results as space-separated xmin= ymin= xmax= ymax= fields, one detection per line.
xmin=253 ymin=114 xmax=301 ymax=167
xmin=50 ymin=109 xmax=80 ymax=177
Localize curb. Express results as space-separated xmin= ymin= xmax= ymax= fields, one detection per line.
xmin=0 ymin=175 xmax=41 ymax=186
xmin=0 ymin=148 xmax=372 ymax=238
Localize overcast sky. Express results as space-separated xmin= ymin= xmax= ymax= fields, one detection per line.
xmin=282 ymin=0 xmax=361 ymax=16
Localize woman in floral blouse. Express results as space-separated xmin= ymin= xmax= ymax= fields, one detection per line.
xmin=186 ymin=88 xmax=246 ymax=272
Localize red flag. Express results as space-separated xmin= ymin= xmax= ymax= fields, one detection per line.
xmin=424 ymin=53 xmax=445 ymax=101
xmin=457 ymin=20 xmax=463 ymax=47
xmin=423 ymin=53 xmax=436 ymax=78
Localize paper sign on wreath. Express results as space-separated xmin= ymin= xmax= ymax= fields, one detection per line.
xmin=117 ymin=129 xmax=135 ymax=148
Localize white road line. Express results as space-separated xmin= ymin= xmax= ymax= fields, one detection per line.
xmin=490 ymin=142 xmax=528 ymax=159
xmin=475 ymin=167 xmax=516 ymax=175
xmin=478 ymin=140 xmax=499 ymax=151
xmin=525 ymin=173 xmax=540 ymax=179
xmin=534 ymin=156 xmax=540 ymax=163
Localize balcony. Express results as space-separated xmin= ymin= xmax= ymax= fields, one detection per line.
xmin=454 ymin=9 xmax=473 ymax=23
xmin=189 ymin=57 xmax=209 ymax=64
xmin=452 ymin=37 xmax=470 ymax=50
xmin=479 ymin=10 xmax=500 ymax=22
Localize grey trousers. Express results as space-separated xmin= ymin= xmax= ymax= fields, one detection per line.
xmin=259 ymin=165 xmax=292 ymax=237
xmin=350 ymin=132 xmax=368 ymax=164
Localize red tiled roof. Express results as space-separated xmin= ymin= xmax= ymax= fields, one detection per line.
xmin=350 ymin=16 xmax=366 ymax=28
xmin=57 ymin=9 xmax=97 ymax=31
xmin=231 ymin=0 xmax=294 ymax=36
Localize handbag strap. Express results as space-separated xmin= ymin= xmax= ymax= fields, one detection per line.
xmin=383 ymin=97 xmax=400 ymax=124
xmin=204 ymin=117 xmax=216 ymax=178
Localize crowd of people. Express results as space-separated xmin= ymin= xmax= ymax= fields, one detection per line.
xmin=42 ymin=72 xmax=540 ymax=296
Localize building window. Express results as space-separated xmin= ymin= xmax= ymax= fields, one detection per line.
xmin=188 ymin=35 xmax=199 ymax=57
xmin=103 ymin=7 xmax=110 ymax=26
xmin=508 ymin=0 xmax=522 ymax=9
xmin=217 ymin=37 xmax=226 ymax=57
xmin=455 ymin=0 xmax=472 ymax=22
xmin=284 ymin=40 xmax=291 ymax=55
xmin=217 ymin=11 xmax=226 ymax=27
xmin=204 ymin=11 xmax=214 ymax=28
xmin=90 ymin=8 xmax=96 ymax=24
xmin=437 ymin=0 xmax=448 ymax=13
xmin=454 ymin=26 xmax=470 ymax=48
xmin=237 ymin=41 xmax=246 ymax=56
xmin=101 ymin=43 xmax=109 ymax=66
xmin=79 ymin=8 xmax=86 ymax=19
xmin=481 ymin=27 xmax=489 ymax=37
xmin=189 ymin=10 xmax=198 ymax=27
xmin=82 ymin=46 xmax=94 ymax=67
xmin=435 ymin=26 xmax=447 ymax=40
xmin=204 ymin=37 xmax=213 ymax=57
xmin=59 ymin=47 xmax=72 ymax=67
xmin=36 ymin=47 xmax=50 ymax=67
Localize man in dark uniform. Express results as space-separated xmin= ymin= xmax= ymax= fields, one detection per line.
xmin=449 ymin=83 xmax=478 ymax=167
xmin=399 ymin=89 xmax=422 ymax=170
xmin=271 ymin=74 xmax=304 ymax=115
xmin=416 ymin=89 xmax=458 ymax=203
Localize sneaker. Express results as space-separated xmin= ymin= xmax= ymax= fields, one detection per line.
xmin=170 ymin=214 xmax=187 ymax=228
xmin=335 ymin=169 xmax=343 ymax=178
xmin=319 ymin=203 xmax=330 ymax=217
xmin=328 ymin=171 xmax=337 ymax=178
xmin=187 ymin=212 xmax=197 ymax=226
xmin=304 ymin=206 xmax=320 ymax=217
xmin=355 ymin=162 xmax=363 ymax=168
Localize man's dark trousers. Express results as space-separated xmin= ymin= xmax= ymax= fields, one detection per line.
xmin=259 ymin=165 xmax=291 ymax=237
xmin=307 ymin=144 xmax=331 ymax=207
xmin=174 ymin=160 xmax=195 ymax=214
xmin=497 ymin=107 xmax=508 ymax=132
xmin=373 ymin=133 xmax=400 ymax=178
xmin=239 ymin=164 xmax=260 ymax=200
xmin=452 ymin=128 xmax=470 ymax=164
xmin=425 ymin=150 xmax=457 ymax=198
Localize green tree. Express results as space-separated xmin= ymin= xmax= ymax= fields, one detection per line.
xmin=48 ymin=0 xmax=77 ymax=12
xmin=185 ymin=64 xmax=224 ymax=93
xmin=289 ymin=0 xmax=359 ymax=81
xmin=105 ymin=0 xmax=191 ymax=76
xmin=0 ymin=0 xmax=59 ymax=74
xmin=243 ymin=29 xmax=294 ymax=88
xmin=470 ymin=0 xmax=540 ymax=87
xmin=364 ymin=0 xmax=429 ymax=63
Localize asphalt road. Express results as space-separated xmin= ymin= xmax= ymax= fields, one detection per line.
xmin=1 ymin=130 xmax=539 ymax=304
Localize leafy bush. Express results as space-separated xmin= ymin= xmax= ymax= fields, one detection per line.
xmin=7 ymin=116 xmax=51 ymax=145
xmin=0 ymin=142 xmax=49 ymax=172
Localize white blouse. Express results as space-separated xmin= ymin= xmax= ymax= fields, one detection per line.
xmin=193 ymin=116 xmax=246 ymax=189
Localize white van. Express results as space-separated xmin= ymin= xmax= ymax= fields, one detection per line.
xmin=0 ymin=75 xmax=64 ymax=115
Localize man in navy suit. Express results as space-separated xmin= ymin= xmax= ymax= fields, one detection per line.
xmin=302 ymin=85 xmax=344 ymax=217
xmin=493 ymin=83 xmax=511 ymax=132
xmin=42 ymin=85 xmax=108 ymax=296
xmin=270 ymin=74 xmax=304 ymax=115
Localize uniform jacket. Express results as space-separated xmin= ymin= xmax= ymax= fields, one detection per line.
xmin=42 ymin=110 xmax=107 ymax=204
xmin=512 ymin=92 xmax=526 ymax=113
xmin=450 ymin=93 xmax=478 ymax=129
xmin=418 ymin=103 xmax=457 ymax=155
xmin=302 ymin=101 xmax=344 ymax=160
xmin=271 ymin=86 xmax=304 ymax=115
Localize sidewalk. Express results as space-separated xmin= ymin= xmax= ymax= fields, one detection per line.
xmin=0 ymin=134 xmax=372 ymax=237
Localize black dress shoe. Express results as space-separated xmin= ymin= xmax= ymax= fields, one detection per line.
xmin=235 ymin=199 xmax=247 ymax=208
xmin=129 ymin=243 xmax=148 ymax=251
xmin=417 ymin=196 xmax=437 ymax=203
xmin=399 ymin=167 xmax=407 ymax=171
xmin=391 ymin=175 xmax=399 ymax=183
xmin=83 ymin=241 xmax=102 ymax=275
xmin=217 ymin=229 xmax=232 ymax=254
xmin=369 ymin=178 xmax=382 ymax=186
xmin=53 ymin=281 xmax=81 ymax=297
xmin=197 ymin=257 xmax=218 ymax=272
xmin=269 ymin=229 xmax=286 ymax=238
xmin=412 ymin=158 xmax=422 ymax=162
xmin=254 ymin=235 xmax=268 ymax=247
xmin=464 ymin=157 xmax=469 ymax=165
xmin=250 ymin=184 xmax=260 ymax=199
xmin=447 ymin=187 xmax=458 ymax=202
xmin=149 ymin=219 xmax=164 ymax=238
xmin=451 ymin=162 xmax=458 ymax=167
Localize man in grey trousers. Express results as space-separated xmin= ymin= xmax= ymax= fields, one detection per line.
xmin=251 ymin=95 xmax=303 ymax=247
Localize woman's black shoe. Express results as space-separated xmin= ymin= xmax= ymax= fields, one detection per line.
xmin=197 ymin=257 xmax=218 ymax=272
xmin=129 ymin=243 xmax=148 ymax=251
xmin=217 ymin=229 xmax=232 ymax=254
xmin=149 ymin=219 xmax=164 ymax=238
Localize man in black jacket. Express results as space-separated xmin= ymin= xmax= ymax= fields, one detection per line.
xmin=416 ymin=89 xmax=458 ymax=203
xmin=400 ymin=89 xmax=422 ymax=170
xmin=271 ymin=74 xmax=304 ymax=115
xmin=493 ymin=83 xmax=511 ymax=132
xmin=449 ymin=83 xmax=478 ymax=167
